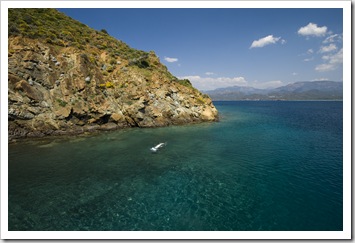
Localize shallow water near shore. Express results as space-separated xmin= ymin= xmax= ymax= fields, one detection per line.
xmin=8 ymin=101 xmax=343 ymax=231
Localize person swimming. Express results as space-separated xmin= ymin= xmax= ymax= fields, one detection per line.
xmin=150 ymin=142 xmax=167 ymax=152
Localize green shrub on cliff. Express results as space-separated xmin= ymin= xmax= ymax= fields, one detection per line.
xmin=99 ymin=81 xmax=114 ymax=89
xmin=56 ymin=98 xmax=67 ymax=107
xmin=176 ymin=79 xmax=193 ymax=88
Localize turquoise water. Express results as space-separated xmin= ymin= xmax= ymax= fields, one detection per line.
xmin=8 ymin=101 xmax=343 ymax=231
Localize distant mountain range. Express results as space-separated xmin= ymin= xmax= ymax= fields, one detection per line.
xmin=205 ymin=81 xmax=343 ymax=101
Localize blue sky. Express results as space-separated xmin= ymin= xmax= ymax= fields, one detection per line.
xmin=59 ymin=8 xmax=343 ymax=91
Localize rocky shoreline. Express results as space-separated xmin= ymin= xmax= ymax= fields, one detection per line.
xmin=8 ymin=9 xmax=218 ymax=142
xmin=8 ymin=118 xmax=219 ymax=144
xmin=8 ymin=37 xmax=218 ymax=142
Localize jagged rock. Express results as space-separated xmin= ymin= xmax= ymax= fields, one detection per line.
xmin=110 ymin=112 xmax=126 ymax=124
xmin=40 ymin=101 xmax=50 ymax=108
xmin=8 ymin=9 xmax=218 ymax=141
xmin=84 ymin=124 xmax=100 ymax=132
xmin=201 ymin=106 xmax=217 ymax=121
xmin=9 ymin=108 xmax=35 ymax=120
xmin=14 ymin=80 xmax=43 ymax=101
xmin=99 ymin=122 xmax=118 ymax=131
xmin=54 ymin=106 xmax=72 ymax=119
xmin=27 ymin=106 xmax=42 ymax=115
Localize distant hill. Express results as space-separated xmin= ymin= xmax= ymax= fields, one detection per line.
xmin=205 ymin=81 xmax=343 ymax=101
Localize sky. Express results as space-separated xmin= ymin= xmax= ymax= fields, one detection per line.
xmin=59 ymin=7 xmax=343 ymax=91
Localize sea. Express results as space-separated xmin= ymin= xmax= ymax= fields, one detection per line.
xmin=8 ymin=101 xmax=343 ymax=231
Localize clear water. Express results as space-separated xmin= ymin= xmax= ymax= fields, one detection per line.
xmin=8 ymin=101 xmax=343 ymax=231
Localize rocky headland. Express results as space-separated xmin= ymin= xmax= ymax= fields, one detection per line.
xmin=8 ymin=9 xmax=218 ymax=141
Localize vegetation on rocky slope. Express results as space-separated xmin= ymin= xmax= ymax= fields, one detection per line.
xmin=8 ymin=9 xmax=218 ymax=141
xmin=9 ymin=9 xmax=179 ymax=82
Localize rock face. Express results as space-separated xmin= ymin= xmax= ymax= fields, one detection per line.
xmin=8 ymin=9 xmax=218 ymax=141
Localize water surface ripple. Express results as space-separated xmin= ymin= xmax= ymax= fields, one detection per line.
xmin=8 ymin=101 xmax=343 ymax=231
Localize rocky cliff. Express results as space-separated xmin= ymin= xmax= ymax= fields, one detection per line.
xmin=8 ymin=9 xmax=218 ymax=141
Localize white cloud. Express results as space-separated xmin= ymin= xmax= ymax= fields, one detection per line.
xmin=292 ymin=72 xmax=298 ymax=76
xmin=323 ymin=34 xmax=342 ymax=43
xmin=312 ymin=78 xmax=329 ymax=81
xmin=319 ymin=43 xmax=337 ymax=53
xmin=315 ymin=64 xmax=336 ymax=72
xmin=164 ymin=57 xmax=178 ymax=63
xmin=205 ymin=72 xmax=214 ymax=76
xmin=179 ymin=75 xmax=247 ymax=91
xmin=315 ymin=48 xmax=343 ymax=72
xmin=304 ymin=57 xmax=314 ymax=62
xmin=298 ymin=22 xmax=327 ymax=37
xmin=250 ymin=80 xmax=284 ymax=89
xmin=181 ymin=75 xmax=201 ymax=80
xmin=250 ymin=35 xmax=284 ymax=48
xmin=322 ymin=48 xmax=343 ymax=64
xmin=298 ymin=49 xmax=314 ymax=59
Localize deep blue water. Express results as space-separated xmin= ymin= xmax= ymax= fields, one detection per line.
xmin=8 ymin=101 xmax=343 ymax=231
